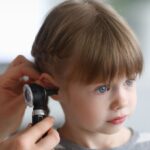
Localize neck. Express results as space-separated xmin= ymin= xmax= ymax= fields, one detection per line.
xmin=58 ymin=123 xmax=132 ymax=149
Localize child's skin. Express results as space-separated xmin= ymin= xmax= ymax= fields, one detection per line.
xmin=42 ymin=73 xmax=137 ymax=149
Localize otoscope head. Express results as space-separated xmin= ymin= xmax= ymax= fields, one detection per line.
xmin=23 ymin=83 xmax=58 ymax=125
xmin=23 ymin=83 xmax=58 ymax=109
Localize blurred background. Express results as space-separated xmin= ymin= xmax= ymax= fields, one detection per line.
xmin=0 ymin=0 xmax=150 ymax=131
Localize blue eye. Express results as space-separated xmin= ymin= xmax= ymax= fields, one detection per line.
xmin=125 ymin=79 xmax=135 ymax=86
xmin=96 ymin=85 xmax=110 ymax=94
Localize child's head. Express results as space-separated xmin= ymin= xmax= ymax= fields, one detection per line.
xmin=31 ymin=0 xmax=143 ymax=134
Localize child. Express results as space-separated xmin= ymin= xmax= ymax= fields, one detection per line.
xmin=31 ymin=0 xmax=150 ymax=149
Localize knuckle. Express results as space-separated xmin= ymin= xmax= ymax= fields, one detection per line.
xmin=11 ymin=55 xmax=27 ymax=68
xmin=14 ymin=55 xmax=26 ymax=64
xmin=16 ymin=55 xmax=25 ymax=60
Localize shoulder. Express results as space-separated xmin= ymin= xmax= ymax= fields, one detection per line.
xmin=136 ymin=132 xmax=150 ymax=143
xmin=118 ymin=129 xmax=150 ymax=150
xmin=132 ymin=131 xmax=150 ymax=150
xmin=55 ymin=144 xmax=66 ymax=150
xmin=54 ymin=138 xmax=89 ymax=150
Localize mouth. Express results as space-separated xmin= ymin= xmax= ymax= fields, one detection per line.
xmin=107 ymin=115 xmax=127 ymax=125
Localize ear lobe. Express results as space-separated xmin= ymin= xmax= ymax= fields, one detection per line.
xmin=39 ymin=73 xmax=61 ymax=101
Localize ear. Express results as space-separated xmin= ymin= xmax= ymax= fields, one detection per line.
xmin=38 ymin=73 xmax=61 ymax=101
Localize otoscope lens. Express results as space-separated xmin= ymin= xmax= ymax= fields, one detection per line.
xmin=23 ymin=84 xmax=33 ymax=107
xmin=24 ymin=89 xmax=31 ymax=103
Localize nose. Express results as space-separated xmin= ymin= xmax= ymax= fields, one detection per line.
xmin=110 ymin=86 xmax=129 ymax=111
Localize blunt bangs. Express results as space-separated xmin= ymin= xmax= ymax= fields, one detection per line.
xmin=68 ymin=13 xmax=143 ymax=84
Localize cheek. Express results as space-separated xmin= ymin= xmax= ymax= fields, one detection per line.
xmin=80 ymin=105 xmax=106 ymax=125
xmin=67 ymin=96 xmax=107 ymax=127
xmin=129 ymin=89 xmax=137 ymax=112
xmin=61 ymin=84 xmax=108 ymax=129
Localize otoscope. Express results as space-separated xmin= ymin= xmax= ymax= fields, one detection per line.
xmin=23 ymin=83 xmax=58 ymax=125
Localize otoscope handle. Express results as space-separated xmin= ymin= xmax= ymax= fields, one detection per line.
xmin=32 ymin=109 xmax=47 ymax=125
xmin=32 ymin=109 xmax=48 ymax=139
xmin=32 ymin=115 xmax=46 ymax=125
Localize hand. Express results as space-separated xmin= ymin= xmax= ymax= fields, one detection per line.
xmin=0 ymin=55 xmax=40 ymax=138
xmin=0 ymin=117 xmax=60 ymax=150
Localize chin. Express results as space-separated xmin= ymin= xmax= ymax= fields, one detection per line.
xmin=97 ymin=125 xmax=123 ymax=135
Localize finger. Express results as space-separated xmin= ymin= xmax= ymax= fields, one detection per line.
xmin=16 ymin=123 xmax=32 ymax=138
xmin=5 ymin=55 xmax=40 ymax=81
xmin=37 ymin=129 xmax=60 ymax=150
xmin=7 ymin=55 xmax=28 ymax=69
xmin=4 ymin=63 xmax=40 ymax=81
xmin=21 ymin=117 xmax=55 ymax=143
xmin=18 ymin=123 xmax=32 ymax=136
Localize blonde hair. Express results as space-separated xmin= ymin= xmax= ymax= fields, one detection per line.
xmin=32 ymin=0 xmax=143 ymax=84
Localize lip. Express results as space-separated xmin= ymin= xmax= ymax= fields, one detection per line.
xmin=107 ymin=115 xmax=127 ymax=125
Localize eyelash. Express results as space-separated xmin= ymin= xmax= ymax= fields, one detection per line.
xmin=125 ymin=79 xmax=135 ymax=86
xmin=95 ymin=85 xmax=110 ymax=94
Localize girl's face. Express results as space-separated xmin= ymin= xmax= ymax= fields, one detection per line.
xmin=59 ymin=76 xmax=137 ymax=134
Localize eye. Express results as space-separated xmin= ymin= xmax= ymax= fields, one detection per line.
xmin=96 ymin=85 xmax=110 ymax=94
xmin=125 ymin=79 xmax=135 ymax=86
